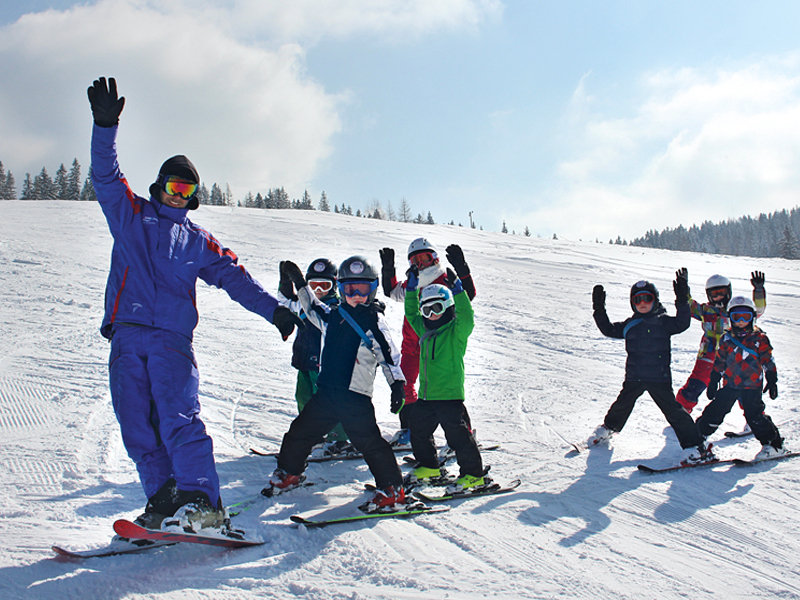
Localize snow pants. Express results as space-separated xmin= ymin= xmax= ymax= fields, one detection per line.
xmin=295 ymin=370 xmax=347 ymax=443
xmin=406 ymin=399 xmax=483 ymax=477
xmin=277 ymin=386 xmax=403 ymax=490
xmin=109 ymin=325 xmax=220 ymax=506
xmin=676 ymin=353 xmax=715 ymax=412
xmin=604 ymin=380 xmax=703 ymax=449
xmin=696 ymin=387 xmax=781 ymax=446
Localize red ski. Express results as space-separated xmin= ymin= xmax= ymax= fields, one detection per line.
xmin=112 ymin=519 xmax=263 ymax=549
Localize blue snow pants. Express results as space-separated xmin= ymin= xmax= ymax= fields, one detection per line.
xmin=109 ymin=324 xmax=220 ymax=506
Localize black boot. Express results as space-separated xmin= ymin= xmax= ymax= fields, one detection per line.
xmin=134 ymin=478 xmax=178 ymax=530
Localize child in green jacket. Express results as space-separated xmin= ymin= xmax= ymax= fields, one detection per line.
xmin=404 ymin=268 xmax=488 ymax=493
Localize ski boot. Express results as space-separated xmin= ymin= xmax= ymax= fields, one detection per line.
xmin=587 ymin=424 xmax=615 ymax=447
xmin=445 ymin=473 xmax=494 ymax=495
xmin=360 ymin=485 xmax=407 ymax=513
xmin=161 ymin=491 xmax=229 ymax=534
xmin=680 ymin=443 xmax=716 ymax=466
xmin=261 ymin=468 xmax=306 ymax=497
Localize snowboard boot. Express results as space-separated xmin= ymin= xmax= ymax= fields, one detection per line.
xmin=161 ymin=490 xmax=228 ymax=534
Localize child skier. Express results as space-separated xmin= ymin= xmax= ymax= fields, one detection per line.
xmin=675 ymin=271 xmax=766 ymax=414
xmin=379 ymin=239 xmax=476 ymax=446
xmin=590 ymin=270 xmax=712 ymax=464
xmin=403 ymin=268 xmax=488 ymax=493
xmin=695 ymin=296 xmax=784 ymax=459
xmin=276 ymin=258 xmax=351 ymax=456
xmin=266 ymin=257 xmax=409 ymax=511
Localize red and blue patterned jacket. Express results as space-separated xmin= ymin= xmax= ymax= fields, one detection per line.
xmin=713 ymin=328 xmax=776 ymax=390
xmin=688 ymin=288 xmax=766 ymax=358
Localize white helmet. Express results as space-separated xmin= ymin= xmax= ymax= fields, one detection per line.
xmin=408 ymin=237 xmax=437 ymax=258
xmin=419 ymin=284 xmax=454 ymax=319
xmin=705 ymin=274 xmax=732 ymax=306
xmin=727 ymin=295 xmax=756 ymax=314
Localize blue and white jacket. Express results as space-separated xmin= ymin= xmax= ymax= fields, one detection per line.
xmin=91 ymin=124 xmax=279 ymax=340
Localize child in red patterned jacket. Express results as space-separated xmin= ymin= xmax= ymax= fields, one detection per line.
xmin=695 ymin=296 xmax=785 ymax=460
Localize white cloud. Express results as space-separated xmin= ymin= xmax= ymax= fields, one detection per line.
xmin=514 ymin=57 xmax=800 ymax=240
xmin=0 ymin=0 xmax=499 ymax=198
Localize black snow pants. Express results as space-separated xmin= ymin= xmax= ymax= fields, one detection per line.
xmin=277 ymin=386 xmax=402 ymax=490
xmin=407 ymin=399 xmax=483 ymax=477
xmin=696 ymin=387 xmax=781 ymax=446
xmin=604 ymin=380 xmax=703 ymax=449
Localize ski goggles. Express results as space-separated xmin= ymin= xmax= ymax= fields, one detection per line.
xmin=307 ymin=279 xmax=334 ymax=294
xmin=162 ymin=175 xmax=198 ymax=199
xmin=708 ymin=287 xmax=728 ymax=300
xmin=420 ymin=301 xmax=447 ymax=318
xmin=409 ymin=251 xmax=436 ymax=269
xmin=729 ymin=310 xmax=754 ymax=324
xmin=632 ymin=291 xmax=655 ymax=305
xmin=340 ymin=280 xmax=377 ymax=298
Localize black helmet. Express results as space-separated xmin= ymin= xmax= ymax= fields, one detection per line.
xmin=630 ymin=280 xmax=659 ymax=313
xmin=338 ymin=255 xmax=378 ymax=303
xmin=306 ymin=258 xmax=337 ymax=282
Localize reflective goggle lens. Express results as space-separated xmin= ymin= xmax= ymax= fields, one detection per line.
xmin=341 ymin=281 xmax=375 ymax=297
xmin=163 ymin=176 xmax=198 ymax=199
xmin=410 ymin=251 xmax=435 ymax=269
xmin=308 ymin=279 xmax=333 ymax=293
xmin=420 ymin=301 xmax=446 ymax=318
xmin=632 ymin=292 xmax=655 ymax=305
xmin=708 ymin=287 xmax=727 ymax=299
xmin=729 ymin=310 xmax=753 ymax=324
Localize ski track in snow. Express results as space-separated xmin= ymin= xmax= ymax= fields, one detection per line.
xmin=1 ymin=201 xmax=800 ymax=599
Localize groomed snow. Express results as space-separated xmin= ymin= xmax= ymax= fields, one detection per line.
xmin=1 ymin=201 xmax=798 ymax=599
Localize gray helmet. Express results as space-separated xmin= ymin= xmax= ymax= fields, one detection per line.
xmin=338 ymin=255 xmax=378 ymax=303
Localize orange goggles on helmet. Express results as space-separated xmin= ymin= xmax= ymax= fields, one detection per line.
xmin=163 ymin=176 xmax=198 ymax=199
xmin=307 ymin=279 xmax=334 ymax=294
xmin=409 ymin=251 xmax=436 ymax=269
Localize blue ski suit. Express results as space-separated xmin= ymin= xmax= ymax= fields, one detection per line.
xmin=92 ymin=124 xmax=280 ymax=506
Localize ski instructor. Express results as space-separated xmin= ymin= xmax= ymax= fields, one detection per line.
xmin=87 ymin=76 xmax=301 ymax=534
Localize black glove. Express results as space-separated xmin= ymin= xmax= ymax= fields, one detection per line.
xmin=282 ymin=260 xmax=306 ymax=289
xmin=272 ymin=305 xmax=303 ymax=341
xmin=707 ymin=371 xmax=721 ymax=399
xmin=379 ymin=248 xmax=396 ymax=296
xmin=87 ymin=77 xmax=125 ymax=127
xmin=445 ymin=244 xmax=470 ymax=278
xmin=278 ymin=261 xmax=298 ymax=301
xmin=592 ymin=285 xmax=606 ymax=311
xmin=390 ymin=380 xmax=405 ymax=414
xmin=764 ymin=370 xmax=778 ymax=400
xmin=751 ymin=271 xmax=765 ymax=291
xmin=673 ymin=267 xmax=689 ymax=303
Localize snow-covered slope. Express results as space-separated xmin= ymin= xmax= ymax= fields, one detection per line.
xmin=1 ymin=201 xmax=798 ymax=599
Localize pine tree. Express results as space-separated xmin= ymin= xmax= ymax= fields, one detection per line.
xmin=426 ymin=211 xmax=434 ymax=225
xmin=209 ymin=183 xmax=224 ymax=205
xmin=4 ymin=171 xmax=15 ymax=199
xmin=197 ymin=183 xmax=210 ymax=205
xmin=524 ymin=226 xmax=531 ymax=237
xmin=34 ymin=167 xmax=55 ymax=200
xmin=66 ymin=159 xmax=81 ymax=200
xmin=0 ymin=162 xmax=6 ymax=199
xmin=386 ymin=200 xmax=396 ymax=221
xmin=319 ymin=191 xmax=330 ymax=212
xmin=501 ymin=221 xmax=508 ymax=234
xmin=300 ymin=190 xmax=314 ymax=210
xmin=79 ymin=176 xmax=96 ymax=202
xmin=779 ymin=226 xmax=800 ymax=259
xmin=398 ymin=198 xmax=412 ymax=223
xmin=21 ymin=173 xmax=33 ymax=200
xmin=54 ymin=163 xmax=68 ymax=199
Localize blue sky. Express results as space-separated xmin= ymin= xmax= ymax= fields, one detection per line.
xmin=2 ymin=1 xmax=800 ymax=240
